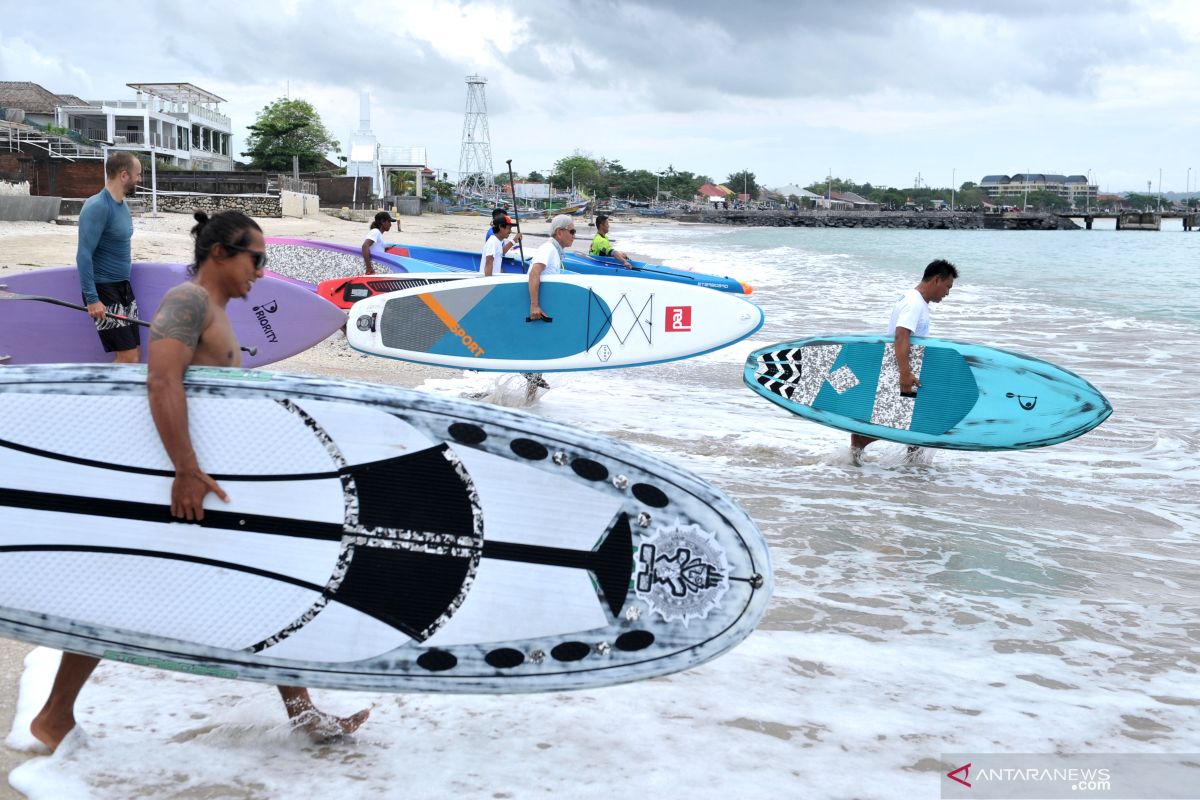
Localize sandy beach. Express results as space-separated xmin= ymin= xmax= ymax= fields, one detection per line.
xmin=0 ymin=206 xmax=599 ymax=795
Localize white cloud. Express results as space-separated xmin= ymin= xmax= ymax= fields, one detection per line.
xmin=3 ymin=0 xmax=1198 ymax=191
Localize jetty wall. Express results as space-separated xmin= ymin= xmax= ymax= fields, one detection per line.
xmin=672 ymin=210 xmax=1078 ymax=230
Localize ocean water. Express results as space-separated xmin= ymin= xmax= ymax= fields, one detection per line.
xmin=7 ymin=223 xmax=1199 ymax=799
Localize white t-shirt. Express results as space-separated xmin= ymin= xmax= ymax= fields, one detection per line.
xmin=888 ymin=288 xmax=930 ymax=336
xmin=480 ymin=235 xmax=507 ymax=274
xmin=363 ymin=229 xmax=388 ymax=265
xmin=530 ymin=239 xmax=563 ymax=275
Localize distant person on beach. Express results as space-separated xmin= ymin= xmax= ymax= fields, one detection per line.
xmin=850 ymin=258 xmax=958 ymax=464
xmin=480 ymin=215 xmax=520 ymax=276
xmin=76 ymin=151 xmax=143 ymax=363
xmin=485 ymin=207 xmax=510 ymax=242
xmin=29 ymin=211 xmax=370 ymax=752
xmin=589 ymin=214 xmax=633 ymax=268
xmin=361 ymin=211 xmax=398 ymax=274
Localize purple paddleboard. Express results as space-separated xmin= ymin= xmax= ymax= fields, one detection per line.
xmin=0 ymin=263 xmax=346 ymax=368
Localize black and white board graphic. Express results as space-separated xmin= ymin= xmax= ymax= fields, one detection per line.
xmin=0 ymin=365 xmax=772 ymax=693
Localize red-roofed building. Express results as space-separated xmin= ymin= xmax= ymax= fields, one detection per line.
xmin=696 ymin=183 xmax=734 ymax=206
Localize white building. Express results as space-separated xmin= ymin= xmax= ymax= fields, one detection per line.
xmin=379 ymin=146 xmax=428 ymax=198
xmin=53 ymin=82 xmax=233 ymax=170
xmin=979 ymin=173 xmax=1097 ymax=207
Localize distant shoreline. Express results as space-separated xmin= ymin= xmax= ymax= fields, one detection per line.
xmin=663 ymin=209 xmax=1080 ymax=230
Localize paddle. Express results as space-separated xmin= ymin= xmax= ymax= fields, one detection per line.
xmin=505 ymin=159 xmax=528 ymax=272
xmin=0 ymin=288 xmax=259 ymax=357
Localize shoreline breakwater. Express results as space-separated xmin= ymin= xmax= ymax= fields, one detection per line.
xmin=668 ymin=210 xmax=1078 ymax=230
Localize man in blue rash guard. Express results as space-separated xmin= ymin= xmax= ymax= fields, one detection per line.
xmin=76 ymin=151 xmax=143 ymax=362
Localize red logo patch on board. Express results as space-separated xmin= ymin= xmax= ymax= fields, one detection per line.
xmin=665 ymin=306 xmax=692 ymax=332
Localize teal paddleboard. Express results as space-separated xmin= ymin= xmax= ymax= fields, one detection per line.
xmin=745 ymin=335 xmax=1112 ymax=450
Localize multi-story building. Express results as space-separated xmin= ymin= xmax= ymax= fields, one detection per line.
xmin=979 ymin=173 xmax=1097 ymax=208
xmin=53 ymin=82 xmax=233 ymax=170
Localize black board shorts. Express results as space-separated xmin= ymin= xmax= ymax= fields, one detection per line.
xmin=89 ymin=280 xmax=141 ymax=353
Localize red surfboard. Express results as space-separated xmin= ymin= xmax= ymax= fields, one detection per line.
xmin=317 ymin=274 xmax=467 ymax=309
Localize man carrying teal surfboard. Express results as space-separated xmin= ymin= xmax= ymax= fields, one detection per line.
xmin=850 ymin=259 xmax=958 ymax=463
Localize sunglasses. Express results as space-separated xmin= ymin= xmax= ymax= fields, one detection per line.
xmin=564 ymin=228 xmax=577 ymax=235
xmin=224 ymin=243 xmax=269 ymax=270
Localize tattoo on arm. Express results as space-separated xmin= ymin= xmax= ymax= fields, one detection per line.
xmin=150 ymin=286 xmax=208 ymax=351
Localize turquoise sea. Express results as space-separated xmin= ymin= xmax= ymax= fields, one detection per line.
xmin=530 ymin=222 xmax=1200 ymax=796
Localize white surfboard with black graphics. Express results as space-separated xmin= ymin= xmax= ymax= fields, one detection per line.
xmin=346 ymin=274 xmax=764 ymax=372
xmin=0 ymin=364 xmax=771 ymax=692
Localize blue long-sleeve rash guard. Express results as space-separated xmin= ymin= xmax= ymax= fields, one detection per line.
xmin=76 ymin=188 xmax=133 ymax=304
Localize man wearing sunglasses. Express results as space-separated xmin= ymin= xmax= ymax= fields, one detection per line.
xmin=523 ymin=214 xmax=576 ymax=393
xmin=527 ymin=214 xmax=575 ymax=322
xmin=30 ymin=211 xmax=369 ymax=753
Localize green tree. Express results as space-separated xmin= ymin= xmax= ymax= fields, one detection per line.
xmin=1023 ymin=190 xmax=1071 ymax=211
xmin=526 ymin=170 xmax=545 ymax=182
xmin=664 ymin=170 xmax=708 ymax=200
xmin=552 ymin=153 xmax=601 ymax=193
xmin=389 ymin=171 xmax=416 ymax=195
xmin=726 ymin=170 xmax=759 ymax=199
xmin=242 ymin=98 xmax=338 ymax=172
xmin=867 ymin=187 xmax=909 ymax=208
xmin=954 ymin=186 xmax=986 ymax=208
xmin=1122 ymin=192 xmax=1163 ymax=211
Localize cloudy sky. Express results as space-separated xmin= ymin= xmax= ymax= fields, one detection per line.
xmin=5 ymin=0 xmax=1199 ymax=193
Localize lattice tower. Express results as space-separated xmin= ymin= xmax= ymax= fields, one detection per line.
xmin=456 ymin=75 xmax=495 ymax=198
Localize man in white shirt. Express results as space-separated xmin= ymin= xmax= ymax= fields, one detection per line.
xmin=850 ymin=259 xmax=958 ymax=461
xmin=527 ymin=214 xmax=575 ymax=321
xmin=522 ymin=214 xmax=576 ymax=392
xmin=480 ymin=216 xmax=520 ymax=276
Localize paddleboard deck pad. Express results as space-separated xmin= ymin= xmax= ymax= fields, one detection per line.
xmin=0 ymin=364 xmax=771 ymax=692
xmin=745 ymin=335 xmax=1112 ymax=450
xmin=347 ymin=274 xmax=764 ymax=372
xmin=265 ymin=237 xmax=453 ymax=286
xmin=0 ymin=264 xmax=346 ymax=368
xmin=317 ymin=273 xmax=466 ymax=309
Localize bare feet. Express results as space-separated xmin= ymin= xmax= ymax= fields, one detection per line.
xmin=289 ymin=707 xmax=371 ymax=743
xmin=849 ymin=433 xmax=878 ymax=466
xmin=279 ymin=686 xmax=370 ymax=743
xmin=29 ymin=711 xmax=76 ymax=753
xmin=30 ymin=652 xmax=101 ymax=752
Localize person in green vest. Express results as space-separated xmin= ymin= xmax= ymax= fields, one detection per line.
xmin=589 ymin=214 xmax=633 ymax=268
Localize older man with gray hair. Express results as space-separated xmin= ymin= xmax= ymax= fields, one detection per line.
xmin=527 ymin=213 xmax=575 ymax=322
xmin=522 ymin=214 xmax=576 ymax=393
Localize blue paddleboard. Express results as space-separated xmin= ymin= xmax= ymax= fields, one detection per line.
xmin=745 ymin=335 xmax=1112 ymax=450
xmin=349 ymin=274 xmax=763 ymax=372
xmin=387 ymin=243 xmax=751 ymax=293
